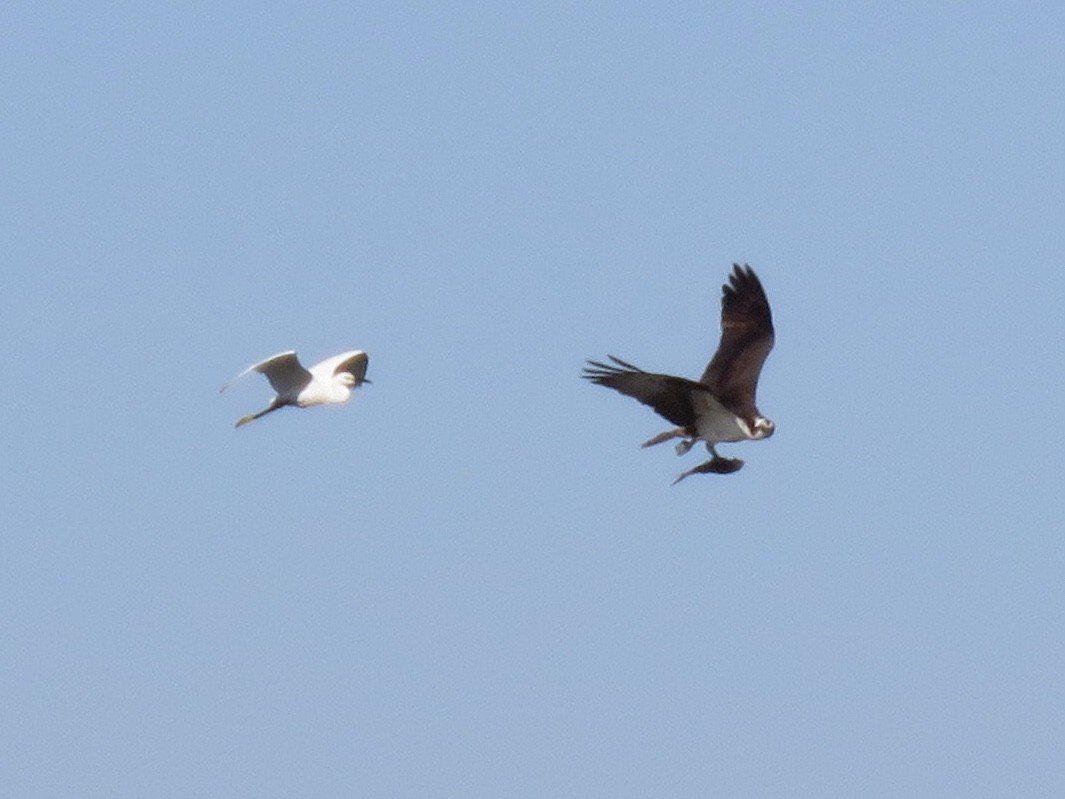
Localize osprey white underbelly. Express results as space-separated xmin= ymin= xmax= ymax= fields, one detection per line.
xmin=692 ymin=391 xmax=749 ymax=444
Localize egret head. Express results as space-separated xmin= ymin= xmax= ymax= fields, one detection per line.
xmin=337 ymin=372 xmax=371 ymax=391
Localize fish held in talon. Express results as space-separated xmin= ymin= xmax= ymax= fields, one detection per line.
xmin=672 ymin=456 xmax=745 ymax=486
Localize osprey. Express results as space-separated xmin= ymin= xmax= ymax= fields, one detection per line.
xmin=583 ymin=264 xmax=775 ymax=483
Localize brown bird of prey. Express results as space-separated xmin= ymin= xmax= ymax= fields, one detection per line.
xmin=583 ymin=264 xmax=775 ymax=483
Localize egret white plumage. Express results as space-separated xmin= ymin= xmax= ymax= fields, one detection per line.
xmin=221 ymin=350 xmax=370 ymax=428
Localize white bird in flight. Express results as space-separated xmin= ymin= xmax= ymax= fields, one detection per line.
xmin=221 ymin=350 xmax=370 ymax=428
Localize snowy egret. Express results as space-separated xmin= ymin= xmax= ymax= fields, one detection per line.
xmin=221 ymin=350 xmax=370 ymax=428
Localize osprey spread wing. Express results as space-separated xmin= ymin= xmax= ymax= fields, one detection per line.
xmin=583 ymin=264 xmax=775 ymax=483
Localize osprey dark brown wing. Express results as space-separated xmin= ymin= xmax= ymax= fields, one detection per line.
xmin=582 ymin=356 xmax=704 ymax=428
xmin=700 ymin=264 xmax=775 ymax=420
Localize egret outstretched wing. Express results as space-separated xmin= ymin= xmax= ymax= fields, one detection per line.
xmin=221 ymin=351 xmax=313 ymax=397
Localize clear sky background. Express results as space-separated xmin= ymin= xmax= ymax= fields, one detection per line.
xmin=4 ymin=2 xmax=1064 ymax=796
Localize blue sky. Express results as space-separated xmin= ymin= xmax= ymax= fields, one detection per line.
xmin=4 ymin=2 xmax=1064 ymax=796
